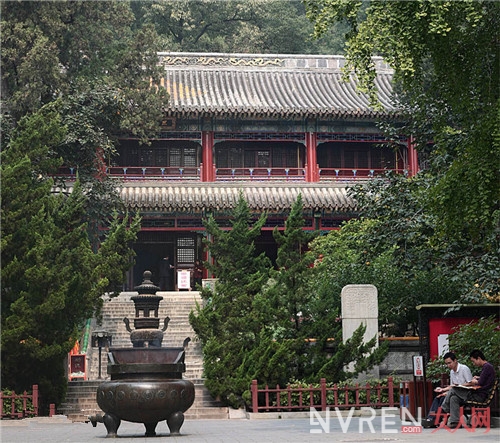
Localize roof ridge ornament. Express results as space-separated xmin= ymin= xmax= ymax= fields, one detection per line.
xmin=160 ymin=54 xmax=284 ymax=67
xmin=158 ymin=52 xmax=392 ymax=73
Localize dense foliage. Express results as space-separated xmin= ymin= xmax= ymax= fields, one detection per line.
xmin=1 ymin=1 xmax=167 ymax=127
xmin=0 ymin=2 xmax=155 ymax=407
xmin=190 ymin=196 xmax=387 ymax=408
xmin=1 ymin=2 xmax=167 ymax=252
xmin=189 ymin=196 xmax=273 ymax=406
xmin=1 ymin=106 xmax=141 ymax=407
xmin=132 ymin=0 xmax=348 ymax=54
xmin=305 ymin=0 xmax=500 ymax=305
xmin=270 ymin=194 xmax=319 ymax=334
xmin=306 ymin=173 xmax=462 ymax=336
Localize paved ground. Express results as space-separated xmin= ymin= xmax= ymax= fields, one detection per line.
xmin=1 ymin=415 xmax=498 ymax=443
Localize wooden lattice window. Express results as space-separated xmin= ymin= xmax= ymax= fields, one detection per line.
xmin=176 ymin=237 xmax=195 ymax=266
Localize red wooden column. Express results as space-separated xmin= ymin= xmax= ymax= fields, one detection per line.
xmin=407 ymin=135 xmax=419 ymax=177
xmin=201 ymin=131 xmax=214 ymax=182
xmin=305 ymin=132 xmax=318 ymax=182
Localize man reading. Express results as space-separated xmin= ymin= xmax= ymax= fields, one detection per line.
xmin=439 ymin=349 xmax=496 ymax=428
xmin=422 ymin=352 xmax=473 ymax=428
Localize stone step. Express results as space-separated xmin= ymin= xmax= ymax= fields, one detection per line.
xmin=184 ymin=408 xmax=229 ymax=420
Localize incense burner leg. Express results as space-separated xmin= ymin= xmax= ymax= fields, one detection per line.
xmin=144 ymin=422 xmax=158 ymax=437
xmin=103 ymin=413 xmax=121 ymax=438
xmin=167 ymin=411 xmax=185 ymax=435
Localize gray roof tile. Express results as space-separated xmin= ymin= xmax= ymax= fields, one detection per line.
xmin=159 ymin=53 xmax=396 ymax=118
xmin=113 ymin=183 xmax=355 ymax=213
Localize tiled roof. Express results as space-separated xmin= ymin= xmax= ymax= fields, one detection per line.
xmin=158 ymin=53 xmax=396 ymax=118
xmin=116 ymin=182 xmax=355 ymax=213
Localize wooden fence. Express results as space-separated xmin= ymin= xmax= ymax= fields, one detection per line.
xmin=0 ymin=385 xmax=38 ymax=419
xmin=251 ymin=377 xmax=399 ymax=413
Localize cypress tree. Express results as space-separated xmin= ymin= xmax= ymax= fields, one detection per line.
xmin=1 ymin=105 xmax=140 ymax=408
xmin=190 ymin=194 xmax=272 ymax=406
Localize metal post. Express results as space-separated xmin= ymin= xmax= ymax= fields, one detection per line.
xmin=98 ymin=346 xmax=103 ymax=379
xmin=92 ymin=331 xmax=112 ymax=380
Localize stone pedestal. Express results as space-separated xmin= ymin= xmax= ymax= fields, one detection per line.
xmin=341 ymin=284 xmax=379 ymax=380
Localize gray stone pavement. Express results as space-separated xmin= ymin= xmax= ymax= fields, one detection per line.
xmin=1 ymin=414 xmax=498 ymax=443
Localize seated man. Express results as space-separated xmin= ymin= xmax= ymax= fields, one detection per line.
xmin=439 ymin=349 xmax=496 ymax=428
xmin=422 ymin=352 xmax=473 ymax=428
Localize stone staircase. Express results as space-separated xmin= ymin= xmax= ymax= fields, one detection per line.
xmin=59 ymin=291 xmax=229 ymax=422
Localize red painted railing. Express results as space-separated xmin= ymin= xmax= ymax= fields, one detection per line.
xmin=215 ymin=167 xmax=306 ymax=181
xmin=0 ymin=385 xmax=39 ymax=419
xmin=57 ymin=166 xmax=201 ymax=180
xmin=107 ymin=166 xmax=201 ymax=180
xmin=250 ymin=377 xmax=397 ymax=413
xmin=56 ymin=166 xmax=408 ymax=182
xmin=318 ymin=167 xmax=408 ymax=180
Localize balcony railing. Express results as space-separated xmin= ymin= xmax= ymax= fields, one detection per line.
xmin=57 ymin=166 xmax=201 ymax=181
xmin=56 ymin=166 xmax=408 ymax=182
xmin=318 ymin=168 xmax=408 ymax=180
xmin=107 ymin=166 xmax=201 ymax=180
xmin=215 ymin=167 xmax=306 ymax=181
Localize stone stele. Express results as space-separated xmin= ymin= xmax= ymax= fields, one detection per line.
xmin=341 ymin=284 xmax=379 ymax=380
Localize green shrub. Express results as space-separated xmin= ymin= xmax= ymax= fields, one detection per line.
xmin=276 ymin=380 xmax=321 ymax=407
xmin=1 ymin=388 xmax=35 ymax=417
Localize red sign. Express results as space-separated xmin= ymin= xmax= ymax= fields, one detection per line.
xmin=69 ymin=354 xmax=86 ymax=380
xmin=413 ymin=355 xmax=424 ymax=377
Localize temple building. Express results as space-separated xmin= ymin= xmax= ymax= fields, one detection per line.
xmin=79 ymin=53 xmax=417 ymax=289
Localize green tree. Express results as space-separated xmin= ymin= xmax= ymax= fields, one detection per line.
xmin=304 ymin=0 xmax=500 ymax=304
xmin=190 ymin=196 xmax=388 ymax=406
xmin=189 ymin=195 xmax=272 ymax=406
xmin=270 ymin=194 xmax=318 ymax=333
xmin=241 ymin=0 xmax=347 ymax=54
xmin=235 ymin=195 xmax=319 ymax=388
xmin=1 ymin=105 xmax=140 ymax=408
xmin=312 ymin=174 xmax=464 ymax=335
xmin=139 ymin=0 xmax=259 ymax=52
xmin=307 ymin=221 xmax=407 ymax=335
xmin=136 ymin=0 xmax=347 ymax=54
xmin=1 ymin=1 xmax=167 ymax=125
xmin=1 ymin=0 xmax=168 ymax=175
xmin=274 ymin=198 xmax=388 ymax=382
xmin=1 ymin=1 xmax=168 ymax=252
xmin=351 ymin=172 xmax=499 ymax=306
xmin=314 ymin=323 xmax=388 ymax=382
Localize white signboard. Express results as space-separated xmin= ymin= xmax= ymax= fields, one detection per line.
xmin=438 ymin=334 xmax=449 ymax=357
xmin=413 ymin=355 xmax=424 ymax=377
xmin=177 ymin=270 xmax=191 ymax=290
